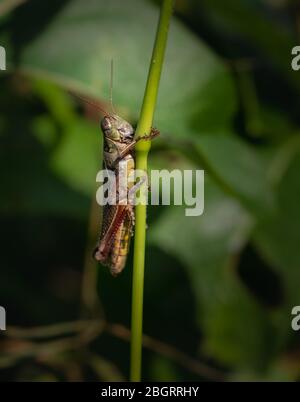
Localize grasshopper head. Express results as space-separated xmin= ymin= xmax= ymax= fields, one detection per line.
xmin=101 ymin=114 xmax=134 ymax=142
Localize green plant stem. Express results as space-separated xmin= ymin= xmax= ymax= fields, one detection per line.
xmin=130 ymin=0 xmax=174 ymax=382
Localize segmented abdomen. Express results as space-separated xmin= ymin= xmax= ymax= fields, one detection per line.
xmin=109 ymin=215 xmax=132 ymax=276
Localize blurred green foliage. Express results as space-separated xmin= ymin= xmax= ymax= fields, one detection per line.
xmin=0 ymin=0 xmax=300 ymax=381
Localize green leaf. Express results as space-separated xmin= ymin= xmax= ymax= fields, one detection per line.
xmin=254 ymin=149 xmax=300 ymax=325
xmin=149 ymin=178 xmax=277 ymax=370
xmin=18 ymin=0 xmax=236 ymax=136
xmin=50 ymin=119 xmax=102 ymax=196
xmin=31 ymin=79 xmax=102 ymax=196
xmin=201 ymin=0 xmax=299 ymax=89
xmin=32 ymin=78 xmax=77 ymax=127
xmin=196 ymin=133 xmax=276 ymax=217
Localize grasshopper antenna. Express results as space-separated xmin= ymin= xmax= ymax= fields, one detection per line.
xmin=110 ymin=59 xmax=117 ymax=115
xmin=70 ymin=91 xmax=110 ymax=116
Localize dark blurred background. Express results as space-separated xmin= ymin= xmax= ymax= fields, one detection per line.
xmin=0 ymin=0 xmax=300 ymax=381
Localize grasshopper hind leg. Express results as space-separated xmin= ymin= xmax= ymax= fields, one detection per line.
xmin=109 ymin=211 xmax=132 ymax=275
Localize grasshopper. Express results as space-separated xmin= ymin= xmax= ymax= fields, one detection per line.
xmin=93 ymin=113 xmax=159 ymax=276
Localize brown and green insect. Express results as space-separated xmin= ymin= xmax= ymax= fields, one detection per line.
xmin=93 ymin=113 xmax=159 ymax=276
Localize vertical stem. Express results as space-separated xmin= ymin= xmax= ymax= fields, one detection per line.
xmin=130 ymin=0 xmax=174 ymax=382
xmin=130 ymin=151 xmax=148 ymax=381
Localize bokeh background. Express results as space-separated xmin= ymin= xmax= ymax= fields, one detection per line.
xmin=0 ymin=0 xmax=300 ymax=381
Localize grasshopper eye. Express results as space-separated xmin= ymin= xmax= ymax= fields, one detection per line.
xmin=119 ymin=125 xmax=134 ymax=137
xmin=101 ymin=117 xmax=112 ymax=131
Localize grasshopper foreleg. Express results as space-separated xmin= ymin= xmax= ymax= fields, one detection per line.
xmin=135 ymin=127 xmax=160 ymax=143
xmin=112 ymin=128 xmax=160 ymax=169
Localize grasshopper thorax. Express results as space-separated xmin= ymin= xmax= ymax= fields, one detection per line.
xmin=101 ymin=114 xmax=134 ymax=142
